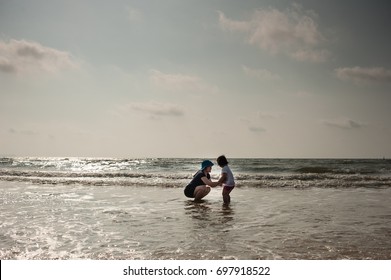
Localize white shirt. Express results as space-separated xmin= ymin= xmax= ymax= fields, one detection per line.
xmin=222 ymin=165 xmax=235 ymax=186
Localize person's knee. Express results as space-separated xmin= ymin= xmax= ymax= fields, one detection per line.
xmin=194 ymin=185 xmax=209 ymax=198
xmin=195 ymin=185 xmax=206 ymax=193
xmin=200 ymin=187 xmax=210 ymax=197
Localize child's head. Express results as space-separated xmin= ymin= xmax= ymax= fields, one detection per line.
xmin=217 ymin=155 xmax=229 ymax=167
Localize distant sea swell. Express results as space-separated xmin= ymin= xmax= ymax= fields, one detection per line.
xmin=0 ymin=157 xmax=390 ymax=189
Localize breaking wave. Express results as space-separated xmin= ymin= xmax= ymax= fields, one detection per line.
xmin=1 ymin=157 xmax=390 ymax=189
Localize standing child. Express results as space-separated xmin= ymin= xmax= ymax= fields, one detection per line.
xmin=217 ymin=155 xmax=235 ymax=205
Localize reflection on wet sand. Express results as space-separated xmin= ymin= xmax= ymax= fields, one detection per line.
xmin=184 ymin=200 xmax=235 ymax=235
xmin=182 ymin=199 xmax=238 ymax=259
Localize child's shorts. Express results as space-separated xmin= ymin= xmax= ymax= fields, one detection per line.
xmin=223 ymin=185 xmax=235 ymax=194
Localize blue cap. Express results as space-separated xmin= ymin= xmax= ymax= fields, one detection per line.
xmin=201 ymin=160 xmax=214 ymax=170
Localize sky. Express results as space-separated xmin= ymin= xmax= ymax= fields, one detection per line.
xmin=1 ymin=0 xmax=391 ymax=158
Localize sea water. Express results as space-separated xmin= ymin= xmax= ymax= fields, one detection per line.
xmin=0 ymin=158 xmax=390 ymax=259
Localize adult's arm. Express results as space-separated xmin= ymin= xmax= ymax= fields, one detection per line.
xmin=201 ymin=176 xmax=221 ymax=187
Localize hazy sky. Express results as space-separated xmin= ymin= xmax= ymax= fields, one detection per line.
xmin=1 ymin=0 xmax=391 ymax=158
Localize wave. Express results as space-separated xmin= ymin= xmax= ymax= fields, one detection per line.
xmin=1 ymin=169 xmax=390 ymax=189
xmin=1 ymin=157 xmax=390 ymax=189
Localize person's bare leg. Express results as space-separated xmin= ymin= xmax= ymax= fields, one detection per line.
xmin=222 ymin=187 xmax=232 ymax=205
xmin=194 ymin=185 xmax=210 ymax=202
xmin=222 ymin=193 xmax=230 ymax=205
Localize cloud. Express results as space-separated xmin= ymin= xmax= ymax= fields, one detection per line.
xmin=8 ymin=128 xmax=38 ymax=135
xmin=127 ymin=101 xmax=185 ymax=118
xmin=0 ymin=39 xmax=79 ymax=75
xmin=149 ymin=69 xmax=218 ymax=93
xmin=150 ymin=69 xmax=200 ymax=91
xmin=322 ymin=118 xmax=366 ymax=129
xmin=241 ymin=110 xmax=282 ymax=134
xmin=335 ymin=66 xmax=391 ymax=84
xmin=242 ymin=65 xmax=280 ymax=80
xmin=249 ymin=126 xmax=266 ymax=133
xmin=218 ymin=11 xmax=251 ymax=32
xmin=218 ymin=5 xmax=329 ymax=62
xmin=291 ymin=49 xmax=330 ymax=63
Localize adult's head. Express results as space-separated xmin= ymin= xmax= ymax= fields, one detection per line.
xmin=201 ymin=160 xmax=214 ymax=172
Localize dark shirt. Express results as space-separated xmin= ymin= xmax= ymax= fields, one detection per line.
xmin=184 ymin=170 xmax=210 ymax=198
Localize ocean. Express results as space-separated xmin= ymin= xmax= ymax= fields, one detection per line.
xmin=0 ymin=157 xmax=390 ymax=259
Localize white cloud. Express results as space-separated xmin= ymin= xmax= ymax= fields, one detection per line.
xmin=291 ymin=49 xmax=330 ymax=63
xmin=127 ymin=101 xmax=185 ymax=118
xmin=218 ymin=5 xmax=328 ymax=62
xmin=217 ymin=11 xmax=251 ymax=32
xmin=0 ymin=57 xmax=17 ymax=73
xmin=242 ymin=65 xmax=280 ymax=80
xmin=322 ymin=118 xmax=366 ymax=129
xmin=149 ymin=69 xmax=218 ymax=93
xmin=335 ymin=66 xmax=391 ymax=84
xmin=0 ymin=39 xmax=79 ymax=75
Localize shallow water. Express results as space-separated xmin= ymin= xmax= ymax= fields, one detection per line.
xmin=1 ymin=181 xmax=390 ymax=259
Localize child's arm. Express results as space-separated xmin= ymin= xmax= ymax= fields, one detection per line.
xmin=201 ymin=176 xmax=221 ymax=187
xmin=218 ymin=173 xmax=227 ymax=186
